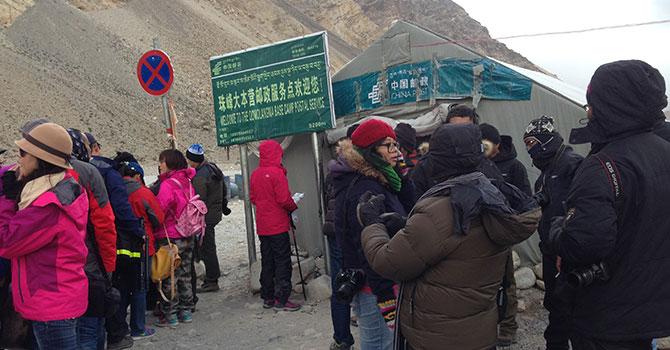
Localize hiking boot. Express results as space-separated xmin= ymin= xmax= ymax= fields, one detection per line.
xmin=107 ymin=335 xmax=133 ymax=350
xmin=274 ymin=300 xmax=301 ymax=312
xmin=262 ymin=299 xmax=275 ymax=309
xmin=197 ymin=282 xmax=220 ymax=293
xmin=155 ymin=314 xmax=178 ymax=328
xmin=131 ymin=328 xmax=156 ymax=341
xmin=179 ymin=310 xmax=193 ymax=323
xmin=330 ymin=340 xmax=353 ymax=350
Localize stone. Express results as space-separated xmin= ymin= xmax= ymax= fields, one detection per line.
xmin=249 ymin=260 xmax=262 ymax=293
xmin=515 ymin=267 xmax=536 ymax=290
xmin=306 ymin=275 xmax=332 ymax=302
xmin=533 ymin=263 xmax=543 ymax=280
xmin=656 ymin=337 xmax=670 ymax=349
xmin=536 ymin=280 xmax=545 ymax=290
xmin=315 ymin=257 xmax=326 ymax=272
xmin=512 ymin=250 xmax=521 ymax=270
xmin=517 ymin=298 xmax=527 ymax=313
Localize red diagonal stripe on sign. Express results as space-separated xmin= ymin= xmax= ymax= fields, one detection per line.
xmin=143 ymin=58 xmax=168 ymax=87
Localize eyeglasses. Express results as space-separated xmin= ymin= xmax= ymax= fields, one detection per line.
xmin=19 ymin=149 xmax=27 ymax=158
xmin=379 ymin=142 xmax=399 ymax=152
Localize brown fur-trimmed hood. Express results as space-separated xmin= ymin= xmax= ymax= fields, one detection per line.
xmin=339 ymin=140 xmax=388 ymax=185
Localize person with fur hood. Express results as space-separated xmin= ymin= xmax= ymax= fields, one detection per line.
xmin=332 ymin=119 xmax=415 ymax=350
xmin=359 ymin=123 xmax=540 ymax=350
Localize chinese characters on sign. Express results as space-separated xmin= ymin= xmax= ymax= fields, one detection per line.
xmin=210 ymin=32 xmax=335 ymax=146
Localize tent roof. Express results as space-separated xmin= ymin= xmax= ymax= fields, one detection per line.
xmin=333 ymin=20 xmax=585 ymax=108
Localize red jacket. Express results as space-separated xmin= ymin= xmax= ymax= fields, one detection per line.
xmin=124 ymin=177 xmax=164 ymax=256
xmin=250 ymin=140 xmax=298 ymax=236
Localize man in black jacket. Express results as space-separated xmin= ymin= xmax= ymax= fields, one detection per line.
xmin=186 ymin=144 xmax=231 ymax=293
xmin=481 ymin=123 xmax=532 ymax=196
xmin=546 ymin=60 xmax=670 ymax=349
xmin=523 ymin=116 xmax=583 ymax=350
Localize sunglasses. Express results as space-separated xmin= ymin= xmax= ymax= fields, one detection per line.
xmin=19 ymin=149 xmax=28 ymax=158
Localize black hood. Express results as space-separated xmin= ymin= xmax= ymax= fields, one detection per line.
xmin=429 ymin=123 xmax=484 ymax=182
xmin=571 ymin=60 xmax=667 ymax=145
xmin=492 ymin=135 xmax=517 ymax=163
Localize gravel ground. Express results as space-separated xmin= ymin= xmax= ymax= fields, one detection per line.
xmin=138 ymin=198 xmax=550 ymax=350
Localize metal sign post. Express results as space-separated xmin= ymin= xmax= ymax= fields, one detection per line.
xmin=240 ymin=144 xmax=257 ymax=264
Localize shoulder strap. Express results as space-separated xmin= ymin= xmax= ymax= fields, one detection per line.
xmin=592 ymin=152 xmax=625 ymax=217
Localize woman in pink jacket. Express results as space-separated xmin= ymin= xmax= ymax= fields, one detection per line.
xmin=153 ymin=149 xmax=198 ymax=328
xmin=0 ymin=122 xmax=88 ymax=350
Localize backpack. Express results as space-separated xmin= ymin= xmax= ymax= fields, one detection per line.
xmin=170 ymin=178 xmax=208 ymax=239
xmin=151 ymin=235 xmax=181 ymax=301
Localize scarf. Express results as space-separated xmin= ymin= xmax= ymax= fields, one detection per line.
xmin=356 ymin=146 xmax=402 ymax=192
xmin=18 ymin=172 xmax=66 ymax=210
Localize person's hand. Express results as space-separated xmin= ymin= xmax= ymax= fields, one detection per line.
xmin=1 ymin=171 xmax=23 ymax=200
xmin=544 ymin=216 xmax=566 ymax=256
xmin=556 ymin=256 xmax=562 ymax=273
xmin=380 ymin=213 xmax=406 ymax=238
xmin=356 ymin=191 xmax=385 ymax=227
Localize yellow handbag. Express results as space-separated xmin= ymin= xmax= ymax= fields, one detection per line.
xmin=151 ymin=235 xmax=181 ymax=301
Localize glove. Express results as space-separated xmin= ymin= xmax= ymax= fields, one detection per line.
xmin=223 ymin=206 xmax=231 ymax=216
xmin=1 ymin=171 xmax=23 ymax=200
xmin=380 ymin=212 xmax=406 ymax=238
xmin=378 ymin=298 xmax=397 ymax=330
xmin=543 ymin=216 xmax=565 ymax=256
xmin=356 ymin=191 xmax=385 ymax=227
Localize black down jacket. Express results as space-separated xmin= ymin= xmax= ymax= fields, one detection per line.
xmin=558 ymin=60 xmax=670 ymax=340
xmin=492 ymin=135 xmax=532 ymax=196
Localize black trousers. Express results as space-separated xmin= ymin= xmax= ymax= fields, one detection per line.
xmin=571 ymin=334 xmax=652 ymax=350
xmin=198 ymin=223 xmax=221 ymax=283
xmin=259 ymin=232 xmax=293 ymax=304
xmin=543 ymin=253 xmax=572 ymax=350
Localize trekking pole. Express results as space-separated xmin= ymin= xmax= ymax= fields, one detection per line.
xmin=289 ymin=225 xmax=307 ymax=301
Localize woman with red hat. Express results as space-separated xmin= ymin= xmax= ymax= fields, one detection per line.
xmin=330 ymin=119 xmax=415 ymax=350
xmin=0 ymin=122 xmax=89 ymax=349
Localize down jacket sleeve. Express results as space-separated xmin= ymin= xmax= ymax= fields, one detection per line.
xmin=273 ymin=169 xmax=297 ymax=212
xmin=558 ymin=156 xmax=618 ymax=265
xmin=362 ymin=197 xmax=456 ymax=282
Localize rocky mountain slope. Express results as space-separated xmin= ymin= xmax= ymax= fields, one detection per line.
xmin=0 ymin=0 xmax=540 ymax=163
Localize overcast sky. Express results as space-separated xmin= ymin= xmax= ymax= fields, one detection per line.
xmin=456 ymin=0 xmax=669 ymax=100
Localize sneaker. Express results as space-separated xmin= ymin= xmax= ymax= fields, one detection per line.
xmin=274 ymin=300 xmax=302 ymax=312
xmin=107 ymin=335 xmax=133 ymax=350
xmin=196 ymin=282 xmax=220 ymax=293
xmin=330 ymin=340 xmax=353 ymax=350
xmin=155 ymin=314 xmax=178 ymax=328
xmin=131 ymin=328 xmax=156 ymax=340
xmin=262 ymin=299 xmax=275 ymax=309
xmin=179 ymin=310 xmax=193 ymax=323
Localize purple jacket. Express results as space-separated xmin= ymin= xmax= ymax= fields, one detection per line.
xmin=0 ymin=168 xmax=89 ymax=321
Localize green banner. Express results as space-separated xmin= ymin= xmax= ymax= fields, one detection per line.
xmin=210 ymin=32 xmax=335 ymax=146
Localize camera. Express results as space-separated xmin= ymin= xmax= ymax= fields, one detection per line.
xmin=568 ymin=262 xmax=610 ymax=288
xmin=334 ymin=269 xmax=365 ymax=303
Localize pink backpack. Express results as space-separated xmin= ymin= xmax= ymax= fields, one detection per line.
xmin=170 ymin=178 xmax=208 ymax=238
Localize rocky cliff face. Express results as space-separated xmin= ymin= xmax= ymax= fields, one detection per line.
xmin=0 ymin=0 xmax=540 ymax=163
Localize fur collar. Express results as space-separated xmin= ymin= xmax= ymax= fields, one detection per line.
xmin=340 ymin=140 xmax=388 ymax=185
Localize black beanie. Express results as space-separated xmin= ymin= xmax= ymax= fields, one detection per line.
xmin=430 ymin=124 xmax=484 ymax=181
xmin=394 ymin=123 xmax=417 ymax=151
xmin=479 ymin=123 xmax=501 ymax=145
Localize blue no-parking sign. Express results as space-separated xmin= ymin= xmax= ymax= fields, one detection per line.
xmin=137 ymin=49 xmax=174 ymax=96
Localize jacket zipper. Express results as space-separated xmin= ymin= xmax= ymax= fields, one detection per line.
xmin=17 ymin=258 xmax=25 ymax=304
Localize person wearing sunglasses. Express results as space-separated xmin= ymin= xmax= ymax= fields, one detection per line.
xmin=0 ymin=122 xmax=89 ymax=350
xmin=331 ymin=119 xmax=415 ymax=350
xmin=523 ymin=115 xmax=583 ymax=350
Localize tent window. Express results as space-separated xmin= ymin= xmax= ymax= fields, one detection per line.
xmin=382 ymin=32 xmax=411 ymax=68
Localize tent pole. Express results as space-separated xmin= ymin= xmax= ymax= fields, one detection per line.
xmin=311 ymin=132 xmax=330 ymax=275
xmin=240 ymin=144 xmax=257 ymax=265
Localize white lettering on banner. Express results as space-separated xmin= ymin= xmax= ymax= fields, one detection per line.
xmin=368 ymin=84 xmax=381 ymax=104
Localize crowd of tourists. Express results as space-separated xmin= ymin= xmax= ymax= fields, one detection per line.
xmin=1 ymin=59 xmax=670 ymax=350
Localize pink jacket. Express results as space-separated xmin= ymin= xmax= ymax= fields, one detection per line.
xmin=0 ymin=170 xmax=89 ymax=322
xmin=250 ymin=141 xmax=298 ymax=236
xmin=155 ymin=168 xmax=197 ymax=239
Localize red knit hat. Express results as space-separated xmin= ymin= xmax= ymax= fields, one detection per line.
xmin=351 ymin=119 xmax=396 ymax=148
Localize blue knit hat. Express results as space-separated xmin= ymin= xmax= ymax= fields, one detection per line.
xmin=125 ymin=161 xmax=144 ymax=177
xmin=186 ymin=143 xmax=205 ymax=163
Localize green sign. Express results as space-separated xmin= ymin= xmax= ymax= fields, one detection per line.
xmin=210 ymin=32 xmax=335 ymax=146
